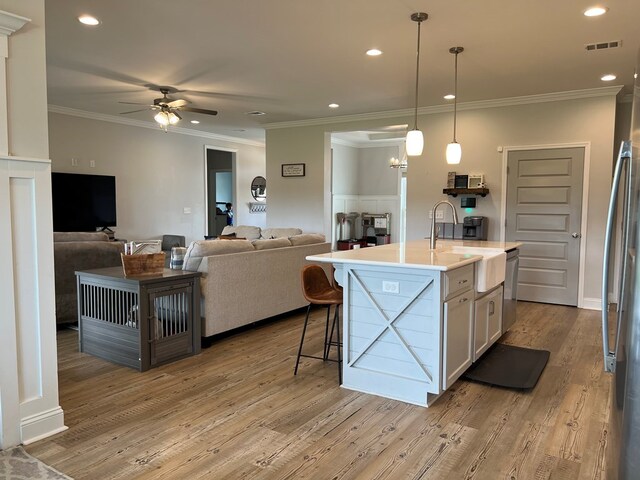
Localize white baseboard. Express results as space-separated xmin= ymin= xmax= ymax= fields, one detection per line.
xmin=21 ymin=407 xmax=67 ymax=445
xmin=581 ymin=297 xmax=602 ymax=311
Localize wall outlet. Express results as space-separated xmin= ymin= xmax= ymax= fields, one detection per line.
xmin=90 ymin=160 xmax=95 ymax=168
xmin=435 ymin=211 xmax=444 ymax=219
xmin=382 ymin=280 xmax=399 ymax=294
xmin=71 ymin=158 xmax=78 ymax=166
xmin=183 ymin=207 xmax=192 ymax=214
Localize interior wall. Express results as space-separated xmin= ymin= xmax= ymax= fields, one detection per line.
xmin=48 ymin=112 xmax=266 ymax=244
xmin=265 ymin=92 xmax=618 ymax=303
xmin=331 ymin=143 xmax=358 ymax=195
xmin=1 ymin=0 xmax=48 ymax=158
xmin=357 ymin=145 xmax=400 ymax=195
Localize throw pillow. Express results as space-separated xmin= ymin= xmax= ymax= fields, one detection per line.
xmin=252 ymin=237 xmax=292 ymax=250
xmin=182 ymin=239 xmax=255 ymax=271
xmin=289 ymin=233 xmax=326 ymax=246
xmin=261 ymin=227 xmax=302 ymax=239
xmin=221 ymin=225 xmax=261 ymax=240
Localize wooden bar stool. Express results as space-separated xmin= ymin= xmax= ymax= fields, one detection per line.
xmin=294 ymin=264 xmax=343 ymax=384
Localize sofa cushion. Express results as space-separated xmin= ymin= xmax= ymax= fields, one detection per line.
xmin=54 ymin=232 xmax=109 ymax=243
xmin=220 ymin=225 xmax=261 ymax=240
xmin=261 ymin=227 xmax=302 ymax=239
xmin=289 ymin=233 xmax=326 ymax=246
xmin=183 ymin=239 xmax=255 ymax=271
xmin=252 ymin=237 xmax=292 ymax=250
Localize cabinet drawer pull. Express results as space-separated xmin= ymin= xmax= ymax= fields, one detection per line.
xmin=459 ymin=297 xmax=468 ymax=303
xmin=489 ymin=300 xmax=495 ymax=315
xmin=458 ymin=279 xmax=468 ymax=285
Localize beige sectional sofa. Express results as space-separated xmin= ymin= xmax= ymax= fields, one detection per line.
xmin=182 ymin=226 xmax=331 ymax=337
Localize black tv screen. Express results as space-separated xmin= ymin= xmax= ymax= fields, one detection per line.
xmin=51 ymin=172 xmax=117 ymax=231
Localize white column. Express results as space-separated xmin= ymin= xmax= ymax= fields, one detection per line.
xmin=0 ymin=10 xmax=66 ymax=449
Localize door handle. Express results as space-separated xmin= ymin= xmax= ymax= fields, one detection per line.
xmin=571 ymin=232 xmax=581 ymax=238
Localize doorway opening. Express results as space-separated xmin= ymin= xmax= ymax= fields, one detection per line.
xmin=329 ymin=126 xmax=407 ymax=250
xmin=205 ymin=147 xmax=236 ymax=238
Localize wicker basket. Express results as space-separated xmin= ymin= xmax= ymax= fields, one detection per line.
xmin=121 ymin=252 xmax=166 ymax=276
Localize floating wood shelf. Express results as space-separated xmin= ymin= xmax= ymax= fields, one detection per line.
xmin=443 ymin=188 xmax=490 ymax=197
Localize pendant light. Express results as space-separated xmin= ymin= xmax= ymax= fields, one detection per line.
xmin=406 ymin=12 xmax=428 ymax=157
xmin=446 ymin=46 xmax=464 ymax=164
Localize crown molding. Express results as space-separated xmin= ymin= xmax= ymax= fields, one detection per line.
xmin=265 ymin=86 xmax=623 ymax=130
xmin=48 ymin=105 xmax=265 ymax=147
xmin=331 ymin=137 xmax=404 ymax=149
xmin=0 ymin=10 xmax=30 ymax=37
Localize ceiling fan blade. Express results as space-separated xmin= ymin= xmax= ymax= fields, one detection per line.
xmin=173 ymin=110 xmax=182 ymax=120
xmin=119 ymin=101 xmax=153 ymax=106
xmin=167 ymin=98 xmax=188 ymax=108
xmin=120 ymin=108 xmax=152 ymax=114
xmin=179 ymin=106 xmax=218 ymax=116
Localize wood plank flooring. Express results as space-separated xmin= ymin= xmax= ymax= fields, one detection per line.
xmin=26 ymin=302 xmax=612 ymax=479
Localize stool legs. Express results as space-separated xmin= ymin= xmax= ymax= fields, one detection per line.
xmin=294 ymin=303 xmax=342 ymax=384
xmin=294 ymin=304 xmax=312 ymax=376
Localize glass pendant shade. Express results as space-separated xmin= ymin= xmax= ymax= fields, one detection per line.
xmin=168 ymin=112 xmax=180 ymax=124
xmin=406 ymin=129 xmax=424 ymax=156
xmin=446 ymin=142 xmax=462 ymax=164
xmin=154 ymin=111 xmax=170 ymax=125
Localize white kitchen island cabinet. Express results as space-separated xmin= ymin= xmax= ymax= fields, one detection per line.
xmin=308 ymin=240 xmax=520 ymax=407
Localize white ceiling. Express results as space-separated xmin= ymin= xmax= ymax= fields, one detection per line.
xmin=44 ymin=0 xmax=640 ymax=142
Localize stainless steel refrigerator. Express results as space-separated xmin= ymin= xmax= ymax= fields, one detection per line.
xmin=602 ymin=49 xmax=640 ymax=480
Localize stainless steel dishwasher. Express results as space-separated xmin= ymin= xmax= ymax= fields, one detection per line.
xmin=502 ymin=248 xmax=519 ymax=332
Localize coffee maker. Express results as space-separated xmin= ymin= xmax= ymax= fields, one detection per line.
xmin=463 ymin=216 xmax=488 ymax=240
xmin=361 ymin=213 xmax=391 ymax=246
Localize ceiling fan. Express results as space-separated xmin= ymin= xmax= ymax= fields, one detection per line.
xmin=119 ymin=87 xmax=218 ymax=129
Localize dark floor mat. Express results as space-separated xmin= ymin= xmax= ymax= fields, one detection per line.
xmin=463 ymin=343 xmax=550 ymax=389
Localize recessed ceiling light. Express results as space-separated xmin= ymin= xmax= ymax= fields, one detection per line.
xmin=328 ymin=103 xmax=340 ymax=108
xmin=444 ymin=94 xmax=455 ymax=100
xmin=78 ymin=15 xmax=100 ymax=26
xmin=584 ymin=6 xmax=608 ymax=17
xmin=366 ymin=49 xmax=383 ymax=56
xmin=190 ymin=120 xmax=200 ymax=124
xmin=246 ymin=111 xmax=266 ymax=116
xmin=601 ymin=74 xmax=617 ymax=81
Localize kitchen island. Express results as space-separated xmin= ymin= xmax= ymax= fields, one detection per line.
xmin=307 ymin=240 xmax=520 ymax=407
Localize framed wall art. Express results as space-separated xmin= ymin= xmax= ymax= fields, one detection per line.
xmin=281 ymin=163 xmax=305 ymax=177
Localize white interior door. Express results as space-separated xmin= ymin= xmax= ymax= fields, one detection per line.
xmin=506 ymin=147 xmax=584 ymax=306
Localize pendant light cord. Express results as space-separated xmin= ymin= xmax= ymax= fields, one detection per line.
xmin=453 ymin=51 xmax=458 ymax=142
xmin=413 ymin=20 xmax=422 ymax=130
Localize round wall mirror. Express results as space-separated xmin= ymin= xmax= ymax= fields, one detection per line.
xmin=251 ymin=176 xmax=266 ymax=201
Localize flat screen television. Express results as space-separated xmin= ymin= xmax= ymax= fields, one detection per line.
xmin=51 ymin=172 xmax=117 ymax=231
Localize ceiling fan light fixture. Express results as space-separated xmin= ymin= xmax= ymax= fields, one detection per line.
xmin=168 ymin=112 xmax=180 ymax=125
xmin=405 ymin=12 xmax=428 ymax=157
xmin=154 ymin=111 xmax=170 ymax=126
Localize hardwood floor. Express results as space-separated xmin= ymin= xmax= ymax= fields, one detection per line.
xmin=27 ymin=302 xmax=611 ymax=479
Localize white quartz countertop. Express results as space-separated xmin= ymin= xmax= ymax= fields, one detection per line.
xmin=306 ymin=240 xmax=521 ymax=271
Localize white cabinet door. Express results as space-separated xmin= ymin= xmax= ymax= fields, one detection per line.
xmin=443 ymin=291 xmax=473 ymax=390
xmin=474 ymin=285 xmax=504 ymax=361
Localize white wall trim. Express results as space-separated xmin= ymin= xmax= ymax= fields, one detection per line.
xmin=582 ymin=298 xmax=602 ymax=311
xmin=265 ymin=86 xmax=623 ymax=130
xmin=20 ymin=407 xmax=67 ymax=445
xmin=0 ymin=10 xmax=30 ymax=36
xmin=500 ymin=142 xmax=591 ymax=309
xmin=331 ymin=137 xmax=405 ymax=149
xmin=48 ymin=105 xmax=265 ymax=147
